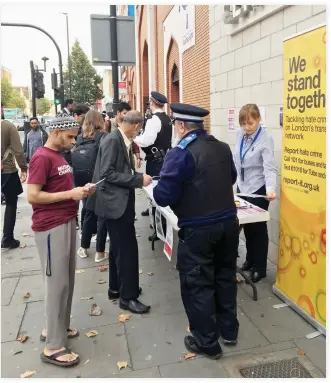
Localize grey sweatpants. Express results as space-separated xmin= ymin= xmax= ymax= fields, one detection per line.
xmin=35 ymin=218 xmax=76 ymax=350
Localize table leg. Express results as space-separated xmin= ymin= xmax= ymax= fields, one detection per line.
xmin=237 ymin=267 xmax=258 ymax=301
xmin=151 ymin=230 xmax=157 ymax=251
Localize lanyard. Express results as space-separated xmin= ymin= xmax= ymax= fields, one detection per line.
xmin=240 ymin=126 xmax=262 ymax=164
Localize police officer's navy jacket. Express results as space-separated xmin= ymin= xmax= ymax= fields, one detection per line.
xmin=153 ymin=129 xmax=237 ymax=228
xmin=142 ymin=112 xmax=172 ymax=157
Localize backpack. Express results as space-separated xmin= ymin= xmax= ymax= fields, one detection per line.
xmin=71 ymin=132 xmax=105 ymax=186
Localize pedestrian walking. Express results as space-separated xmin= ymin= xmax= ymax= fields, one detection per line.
xmin=153 ymin=103 xmax=239 ymax=360
xmin=27 ymin=115 xmax=96 ymax=367
xmin=72 ymin=110 xmax=108 ymax=263
xmin=58 ymin=99 xmax=75 ymax=117
xmin=1 ymin=104 xmax=28 ymax=249
xmin=23 ymin=117 xmax=48 ymax=163
xmin=88 ymin=110 xmax=152 ymax=314
xmin=234 ymin=104 xmax=277 ymax=283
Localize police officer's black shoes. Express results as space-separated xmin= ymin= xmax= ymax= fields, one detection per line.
xmin=220 ymin=336 xmax=237 ymax=345
xmin=240 ymin=261 xmax=253 ymax=271
xmin=250 ymin=271 xmax=266 ymax=283
xmin=1 ymin=239 xmax=20 ymax=249
xmin=141 ymin=209 xmax=149 ymax=216
xmin=119 ymin=298 xmax=150 ymax=314
xmin=108 ymin=287 xmax=142 ymax=300
xmin=184 ymin=336 xmax=222 ymax=360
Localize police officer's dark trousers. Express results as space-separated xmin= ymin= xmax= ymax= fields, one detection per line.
xmin=177 ymin=218 xmax=240 ymax=355
xmin=106 ymin=190 xmax=139 ymax=301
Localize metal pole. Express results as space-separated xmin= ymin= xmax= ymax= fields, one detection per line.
xmin=64 ymin=14 xmax=72 ymax=98
xmin=109 ymin=5 xmax=119 ymax=113
xmin=30 ymin=61 xmax=37 ymax=117
xmin=1 ymin=23 xmax=65 ymax=109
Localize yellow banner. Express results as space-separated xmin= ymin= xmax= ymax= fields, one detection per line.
xmin=276 ymin=25 xmax=326 ymax=329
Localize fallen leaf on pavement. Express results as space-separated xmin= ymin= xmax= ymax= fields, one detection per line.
xmin=85 ymin=330 xmax=98 ymax=338
xmin=20 ymin=244 xmax=26 ymax=249
xmin=97 ymin=279 xmax=106 ymax=284
xmin=14 ymin=350 xmax=23 ymax=355
xmin=166 ymin=341 xmax=172 ymax=345
xmin=119 ymin=313 xmax=132 ymax=323
xmin=89 ymin=303 xmax=102 ymax=316
xmin=75 ymin=269 xmax=85 ymax=274
xmin=84 ymin=359 xmax=90 ymax=365
xmin=148 ymin=272 xmax=154 ymax=276
xmin=23 ymin=292 xmax=31 ymax=299
xmin=97 ymin=265 xmax=107 ymax=272
xmin=80 ymin=297 xmax=93 ymax=300
xmin=20 ymin=370 xmax=36 ymax=378
xmin=297 ymin=350 xmax=306 ymax=356
xmin=17 ymin=335 xmax=28 ymax=343
xmin=260 ymin=313 xmax=265 ymax=318
xmin=117 ymin=361 xmax=128 ymax=370
xmin=184 ymin=353 xmax=196 ymax=360
xmin=236 ymin=277 xmax=243 ymax=284
xmin=186 ymin=327 xmax=191 ymax=333
xmin=139 ymin=269 xmax=143 ymax=274
xmin=145 ymin=355 xmax=152 ymax=361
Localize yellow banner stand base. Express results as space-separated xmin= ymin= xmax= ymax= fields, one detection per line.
xmin=273 ymin=285 xmax=326 ymax=336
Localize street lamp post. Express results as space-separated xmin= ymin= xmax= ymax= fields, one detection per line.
xmin=61 ymin=12 xmax=71 ymax=98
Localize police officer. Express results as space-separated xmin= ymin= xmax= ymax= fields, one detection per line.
xmin=134 ymin=91 xmax=172 ymax=217
xmin=153 ymin=103 xmax=240 ymax=360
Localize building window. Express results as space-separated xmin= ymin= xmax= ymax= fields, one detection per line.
xmin=172 ymin=64 xmax=179 ymax=84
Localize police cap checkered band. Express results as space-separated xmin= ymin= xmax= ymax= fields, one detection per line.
xmin=48 ymin=115 xmax=79 ymax=131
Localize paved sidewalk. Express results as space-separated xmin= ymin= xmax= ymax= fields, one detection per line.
xmin=1 ymin=185 xmax=326 ymax=378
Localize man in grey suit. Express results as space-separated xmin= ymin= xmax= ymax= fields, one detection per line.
xmin=89 ymin=111 xmax=152 ymax=314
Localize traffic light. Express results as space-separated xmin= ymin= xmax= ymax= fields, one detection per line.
xmin=54 ymin=88 xmax=61 ymax=105
xmin=34 ymin=71 xmax=45 ymax=99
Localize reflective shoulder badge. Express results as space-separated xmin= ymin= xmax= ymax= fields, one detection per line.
xmin=177 ymin=133 xmax=197 ymax=150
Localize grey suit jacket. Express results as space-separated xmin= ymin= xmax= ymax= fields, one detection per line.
xmin=87 ymin=128 xmax=143 ymax=220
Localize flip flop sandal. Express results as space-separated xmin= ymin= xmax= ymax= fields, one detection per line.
xmin=40 ymin=329 xmax=80 ymax=342
xmin=40 ymin=347 xmax=80 ymax=367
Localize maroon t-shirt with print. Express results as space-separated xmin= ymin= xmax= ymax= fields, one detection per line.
xmin=28 ymin=146 xmax=77 ymax=232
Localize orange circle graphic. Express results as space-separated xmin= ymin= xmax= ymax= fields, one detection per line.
xmin=297 ymin=295 xmax=315 ymax=318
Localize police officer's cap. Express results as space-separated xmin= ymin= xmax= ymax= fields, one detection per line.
xmin=150 ymin=91 xmax=167 ymax=106
xmin=170 ymin=103 xmax=209 ymax=123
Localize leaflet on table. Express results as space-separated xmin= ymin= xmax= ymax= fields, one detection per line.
xmin=163 ymin=219 xmax=173 ymax=261
xmin=155 ymin=208 xmax=166 ymax=241
xmin=236 ymin=193 xmax=267 ymax=199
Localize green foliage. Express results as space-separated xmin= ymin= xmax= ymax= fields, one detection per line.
xmin=1 ymin=78 xmax=26 ymax=110
xmin=36 ymin=98 xmax=52 ymax=115
xmin=64 ymin=40 xmax=103 ymax=105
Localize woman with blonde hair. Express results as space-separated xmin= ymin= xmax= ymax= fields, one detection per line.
xmin=71 ymin=110 xmax=109 ymax=263
xmin=234 ymin=104 xmax=277 ymax=283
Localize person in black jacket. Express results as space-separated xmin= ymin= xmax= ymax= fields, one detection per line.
xmin=154 ymin=103 xmax=239 ymax=360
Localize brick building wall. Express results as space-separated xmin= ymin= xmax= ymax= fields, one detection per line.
xmin=132 ymin=5 xmax=210 ymax=129
xmin=182 ymin=5 xmax=210 ymax=129
xmin=209 ymin=4 xmax=326 ymax=262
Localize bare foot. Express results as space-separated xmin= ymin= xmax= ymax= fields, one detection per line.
xmin=42 ymin=328 xmax=78 ymax=337
xmin=44 ymin=347 xmax=78 ymax=363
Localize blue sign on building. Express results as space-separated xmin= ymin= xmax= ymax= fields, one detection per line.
xmin=128 ymin=5 xmax=134 ymax=16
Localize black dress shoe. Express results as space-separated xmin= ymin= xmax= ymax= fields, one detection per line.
xmin=184 ymin=336 xmax=222 ymax=360
xmin=250 ymin=271 xmax=266 ymax=283
xmin=119 ymin=298 xmax=150 ymax=314
xmin=108 ymin=287 xmax=142 ymax=300
xmin=141 ymin=209 xmax=149 ymax=216
xmin=240 ymin=261 xmax=253 ymax=271
xmin=1 ymin=239 xmax=20 ymax=249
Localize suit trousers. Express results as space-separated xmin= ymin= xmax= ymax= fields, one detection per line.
xmin=238 ymin=185 xmax=270 ymax=274
xmin=177 ymin=218 xmax=240 ymax=355
xmin=34 ymin=218 xmax=76 ymax=350
xmin=106 ymin=190 xmax=139 ymax=301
